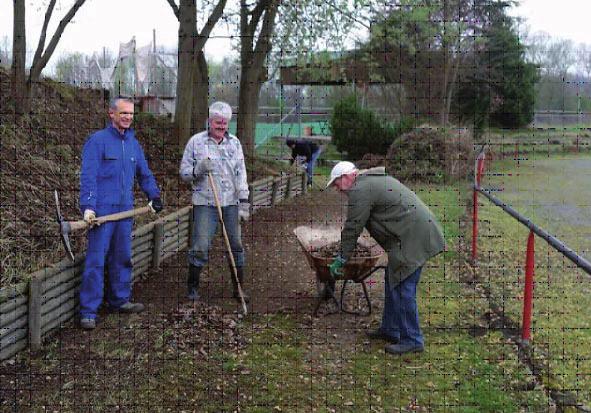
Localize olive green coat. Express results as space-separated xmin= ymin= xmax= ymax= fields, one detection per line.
xmin=340 ymin=169 xmax=445 ymax=286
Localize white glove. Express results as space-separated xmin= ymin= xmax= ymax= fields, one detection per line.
xmin=238 ymin=202 xmax=250 ymax=223
xmin=83 ymin=209 xmax=98 ymax=226
xmin=194 ymin=158 xmax=213 ymax=176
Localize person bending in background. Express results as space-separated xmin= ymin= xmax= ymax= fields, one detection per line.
xmin=286 ymin=139 xmax=322 ymax=187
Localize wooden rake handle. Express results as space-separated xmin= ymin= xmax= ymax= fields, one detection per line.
xmin=208 ymin=172 xmax=248 ymax=315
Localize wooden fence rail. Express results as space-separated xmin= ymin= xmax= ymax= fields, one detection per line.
xmin=0 ymin=173 xmax=305 ymax=361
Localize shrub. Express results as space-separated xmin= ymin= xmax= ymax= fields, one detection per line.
xmin=329 ymin=95 xmax=413 ymax=161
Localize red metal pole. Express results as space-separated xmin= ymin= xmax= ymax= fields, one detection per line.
xmin=472 ymin=155 xmax=485 ymax=263
xmin=522 ymin=230 xmax=535 ymax=342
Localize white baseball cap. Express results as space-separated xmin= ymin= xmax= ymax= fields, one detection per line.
xmin=326 ymin=161 xmax=358 ymax=187
xmin=209 ymin=101 xmax=232 ymax=121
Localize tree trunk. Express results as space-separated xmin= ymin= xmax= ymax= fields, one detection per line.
xmin=174 ymin=0 xmax=197 ymax=148
xmin=237 ymin=70 xmax=261 ymax=159
xmin=191 ymin=51 xmax=209 ymax=135
xmin=237 ymin=0 xmax=278 ymax=161
xmin=11 ymin=0 xmax=27 ymax=115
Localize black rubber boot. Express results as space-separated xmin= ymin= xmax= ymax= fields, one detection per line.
xmin=187 ymin=265 xmax=202 ymax=301
xmin=232 ymin=267 xmax=250 ymax=303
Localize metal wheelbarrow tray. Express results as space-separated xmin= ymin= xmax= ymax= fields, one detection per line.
xmin=293 ymin=226 xmax=386 ymax=316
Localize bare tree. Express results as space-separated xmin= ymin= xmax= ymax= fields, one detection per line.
xmin=167 ymin=0 xmax=227 ymax=147
xmin=236 ymin=0 xmax=279 ymax=158
xmin=11 ymin=0 xmax=87 ymax=114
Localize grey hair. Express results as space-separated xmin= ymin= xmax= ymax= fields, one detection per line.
xmin=209 ymin=101 xmax=232 ymax=121
xmin=109 ymin=96 xmax=134 ymax=110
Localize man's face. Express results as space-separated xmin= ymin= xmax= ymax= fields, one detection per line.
xmin=209 ymin=115 xmax=229 ymax=140
xmin=334 ymin=173 xmax=356 ymax=192
xmin=109 ymin=100 xmax=134 ymax=131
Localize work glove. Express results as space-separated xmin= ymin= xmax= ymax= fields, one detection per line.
xmin=238 ymin=201 xmax=250 ymax=223
xmin=329 ymin=255 xmax=346 ymax=279
xmin=83 ymin=209 xmax=99 ymax=227
xmin=149 ymin=198 xmax=163 ymax=214
xmin=194 ymin=158 xmax=213 ymax=177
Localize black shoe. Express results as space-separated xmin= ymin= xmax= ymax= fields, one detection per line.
xmin=232 ymin=267 xmax=250 ymax=304
xmin=384 ymin=343 xmax=424 ymax=355
xmin=365 ymin=329 xmax=399 ymax=344
xmin=187 ymin=265 xmax=202 ymax=301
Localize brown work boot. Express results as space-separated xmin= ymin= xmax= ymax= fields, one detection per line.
xmin=117 ymin=302 xmax=145 ymax=313
xmin=232 ymin=267 xmax=250 ymax=303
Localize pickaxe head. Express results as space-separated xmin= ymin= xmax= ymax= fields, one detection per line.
xmin=55 ymin=190 xmax=75 ymax=261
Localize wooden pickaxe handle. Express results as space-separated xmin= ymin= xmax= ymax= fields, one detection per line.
xmin=66 ymin=206 xmax=152 ymax=232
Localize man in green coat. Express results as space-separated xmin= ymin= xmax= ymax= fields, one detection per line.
xmin=327 ymin=161 xmax=445 ymax=355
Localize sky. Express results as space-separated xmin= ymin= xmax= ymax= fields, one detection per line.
xmin=510 ymin=0 xmax=591 ymax=44
xmin=1 ymin=0 xmax=591 ymax=70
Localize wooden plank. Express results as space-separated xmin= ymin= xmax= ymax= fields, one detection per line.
xmin=132 ymin=250 xmax=153 ymax=267
xmin=0 ymin=294 xmax=27 ymax=315
xmin=0 ymin=283 xmax=28 ymax=305
xmin=132 ymin=221 xmax=155 ymax=238
xmin=0 ymin=313 xmax=27 ymax=341
xmin=132 ymin=239 xmax=154 ymax=257
xmin=152 ymin=222 xmax=165 ymax=269
xmin=41 ymin=284 xmax=79 ymax=317
xmin=28 ymin=277 xmax=42 ymax=351
xmin=132 ymin=233 xmax=154 ymax=249
xmin=42 ymin=277 xmax=79 ymax=306
xmin=0 ymin=337 xmax=27 ymax=362
xmin=42 ymin=264 xmax=83 ymax=297
xmin=0 ymin=325 xmax=27 ymax=358
xmin=0 ymin=306 xmax=27 ymax=332
xmin=41 ymin=299 xmax=80 ymax=336
xmin=161 ymin=230 xmax=189 ymax=253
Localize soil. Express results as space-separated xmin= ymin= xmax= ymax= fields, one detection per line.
xmin=0 ymin=189 xmax=387 ymax=410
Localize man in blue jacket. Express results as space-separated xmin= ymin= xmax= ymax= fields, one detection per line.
xmin=79 ymin=97 xmax=163 ymax=330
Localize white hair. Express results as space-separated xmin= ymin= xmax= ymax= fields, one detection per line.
xmin=209 ymin=101 xmax=232 ymax=121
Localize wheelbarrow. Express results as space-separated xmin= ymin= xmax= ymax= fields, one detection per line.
xmin=293 ymin=226 xmax=386 ymax=316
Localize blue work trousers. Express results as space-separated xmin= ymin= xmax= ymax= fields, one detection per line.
xmin=381 ymin=267 xmax=424 ymax=346
xmin=188 ymin=205 xmax=245 ymax=268
xmin=306 ymin=148 xmax=322 ymax=186
xmin=80 ymin=206 xmax=133 ymax=319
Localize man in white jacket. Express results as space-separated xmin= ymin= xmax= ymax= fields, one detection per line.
xmin=179 ymin=102 xmax=250 ymax=302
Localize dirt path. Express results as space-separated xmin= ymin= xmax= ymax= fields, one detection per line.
xmin=0 ymin=188 xmax=388 ymax=410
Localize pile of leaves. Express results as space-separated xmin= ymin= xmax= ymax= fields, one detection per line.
xmin=312 ymin=242 xmax=373 ymax=258
xmin=385 ymin=125 xmax=475 ymax=183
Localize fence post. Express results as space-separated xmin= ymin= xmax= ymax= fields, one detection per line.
xmin=471 ymin=153 xmax=485 ymax=264
xmin=152 ymin=221 xmax=164 ymax=269
xmin=301 ymin=173 xmax=308 ymax=194
xmin=28 ymin=276 xmax=42 ymax=352
xmin=270 ymin=179 xmax=279 ymax=206
xmin=521 ymin=230 xmax=536 ymax=343
xmin=286 ymin=175 xmax=293 ymax=199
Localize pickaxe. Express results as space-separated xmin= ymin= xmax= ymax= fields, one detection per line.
xmin=55 ymin=190 xmax=151 ymax=261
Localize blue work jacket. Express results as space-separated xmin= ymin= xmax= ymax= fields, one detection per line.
xmin=80 ymin=125 xmax=160 ymax=213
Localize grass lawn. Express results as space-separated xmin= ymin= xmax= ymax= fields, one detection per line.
xmin=202 ymin=183 xmax=550 ymax=412
xmin=476 ymin=152 xmax=591 ymax=405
